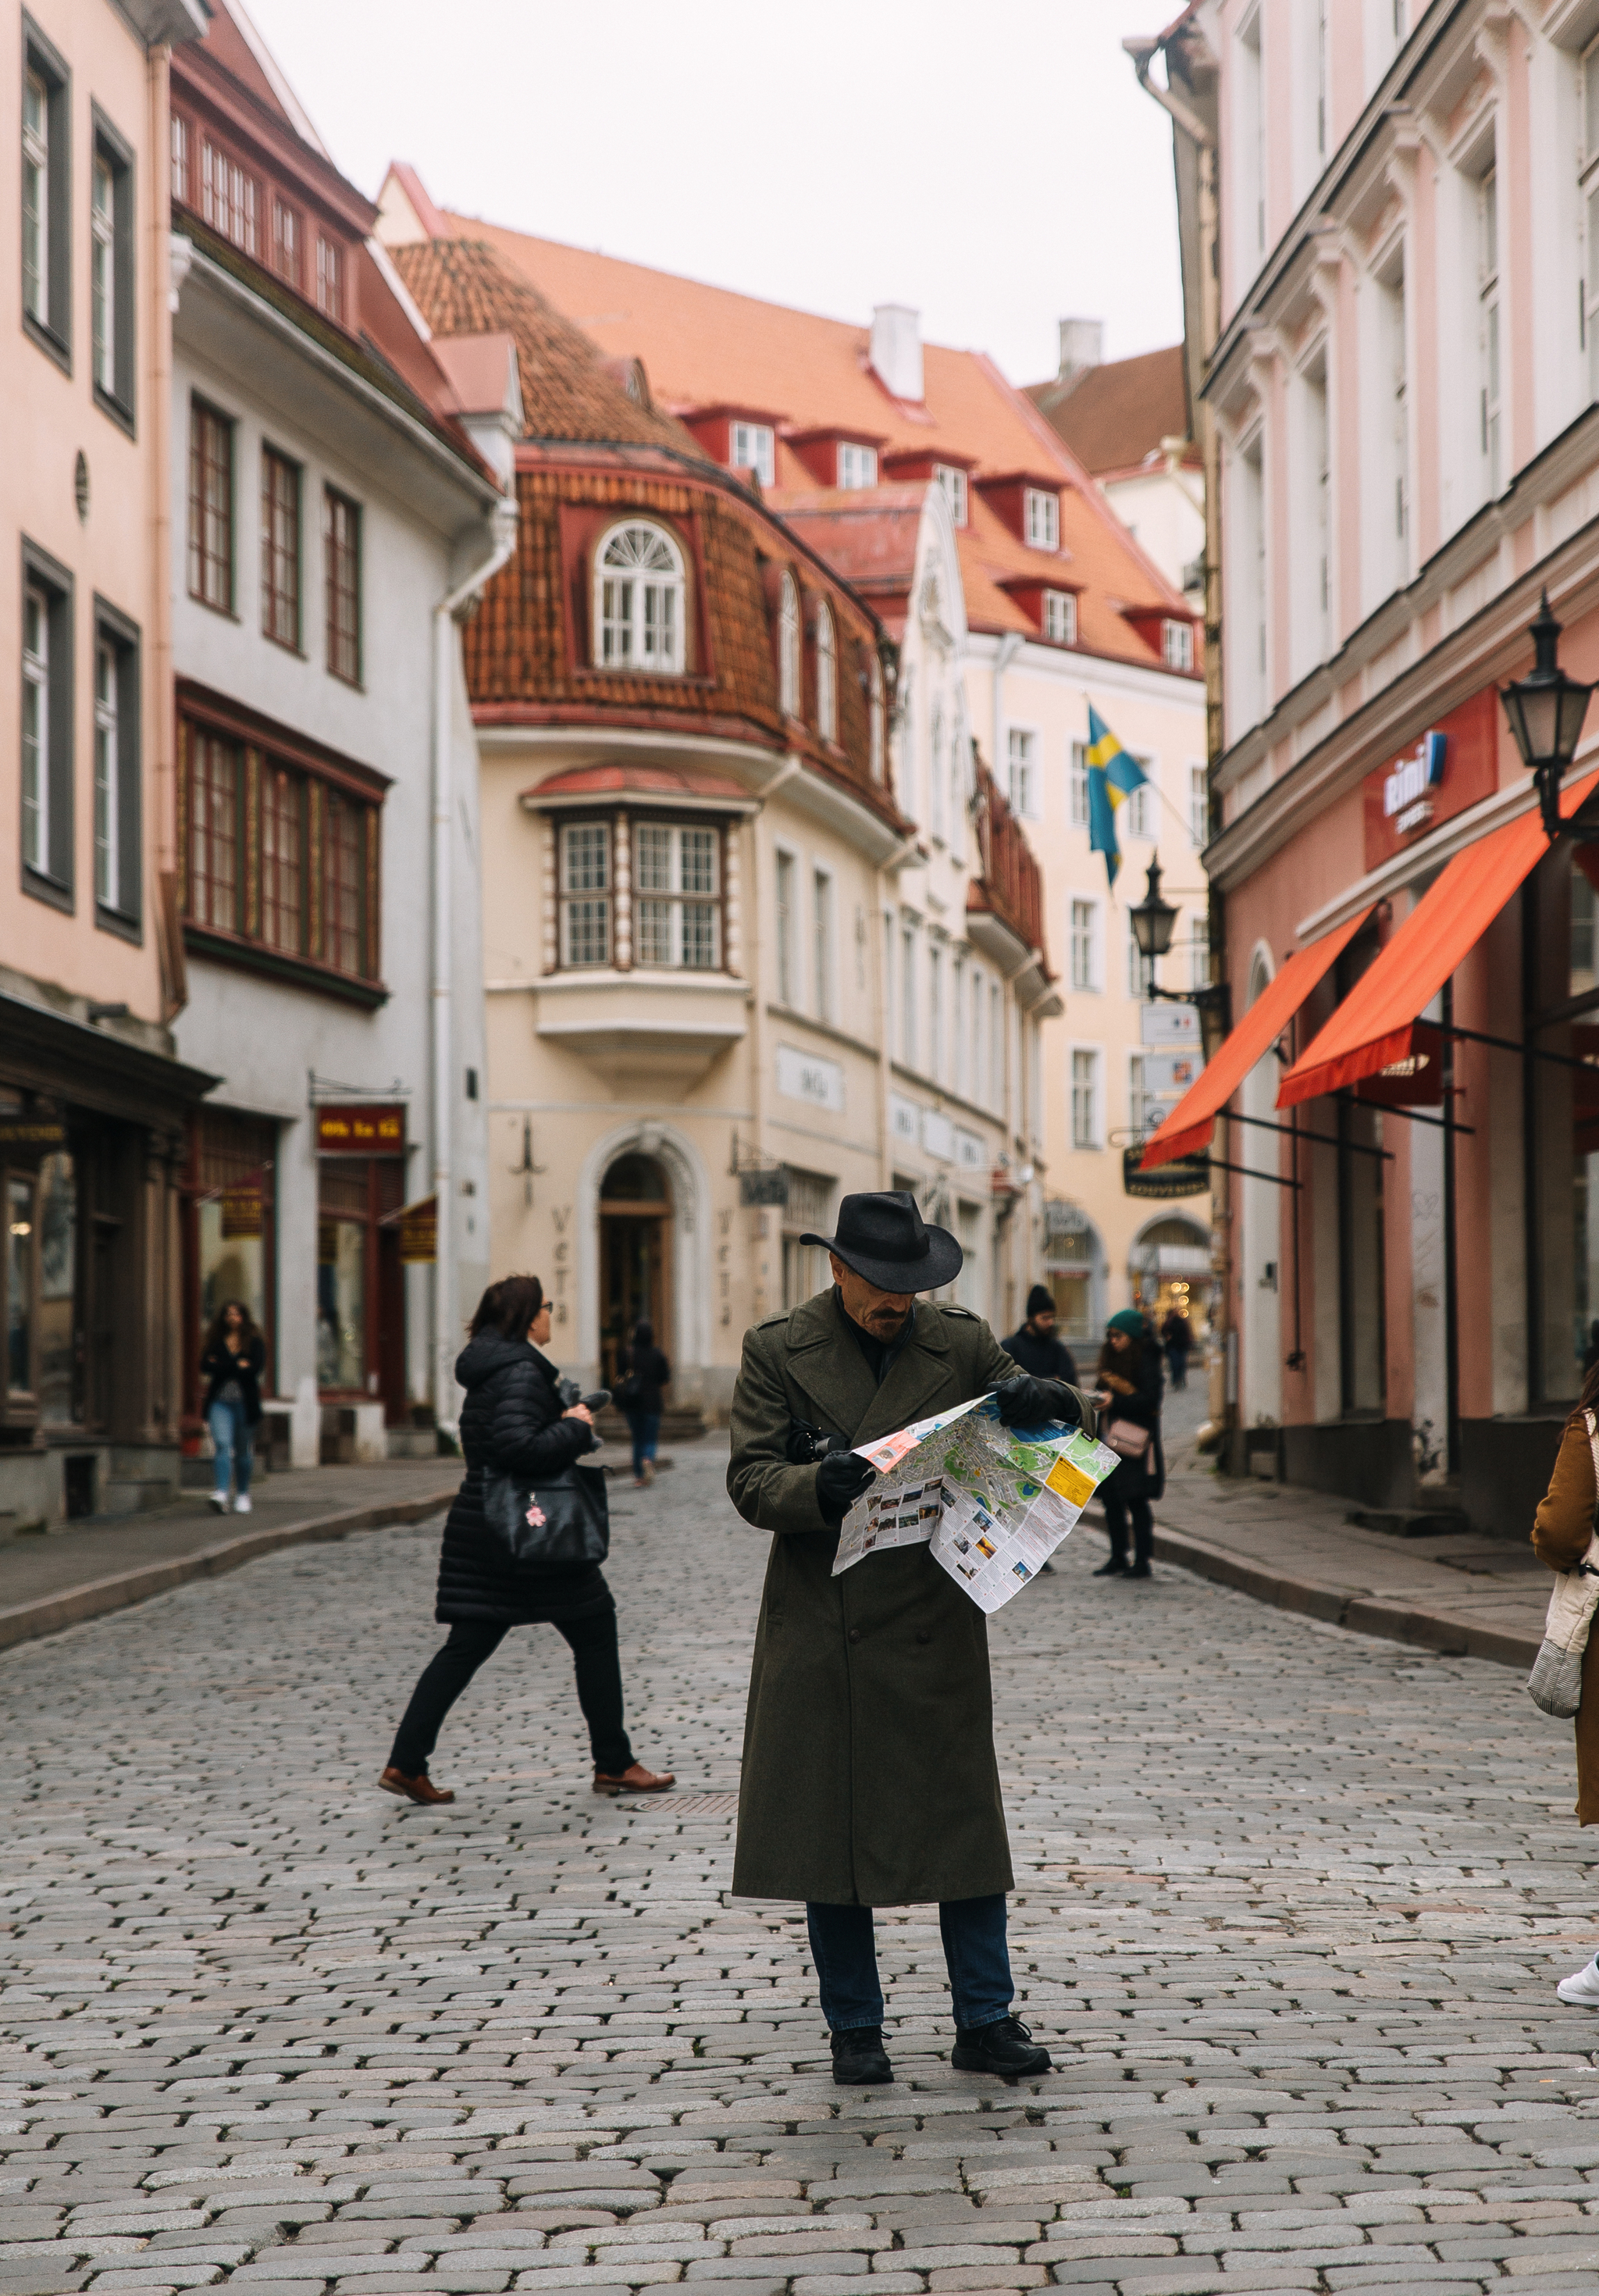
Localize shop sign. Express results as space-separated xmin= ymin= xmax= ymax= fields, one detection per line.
xmin=921 ymin=1110 xmax=954 ymax=1163
xmin=221 ymin=1179 xmax=265 ymax=1238
xmin=315 ymin=1103 xmax=406 ymax=1155
xmin=954 ymin=1126 xmax=986 ymax=1170
xmin=397 ymin=1196 xmax=438 ymax=1263
xmin=0 ymin=1120 xmax=66 ymax=1146
xmin=1124 ymin=1146 xmax=1209 ymax=1200
xmin=775 ymin=1043 xmax=844 ymax=1114
xmin=1140 ymin=1001 xmax=1200 ymax=1050
xmin=1353 ymin=1020 xmax=1444 ymax=1108
xmin=889 ymin=1092 xmax=921 ymax=1143
xmin=1362 ymin=690 xmax=1499 ymax=868
xmin=739 ymin=1168 xmax=789 ymax=1207
xmin=1140 ymin=1050 xmax=1200 ymax=1107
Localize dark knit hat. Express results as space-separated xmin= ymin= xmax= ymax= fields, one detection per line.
xmin=1026 ymin=1285 xmax=1055 ymax=1318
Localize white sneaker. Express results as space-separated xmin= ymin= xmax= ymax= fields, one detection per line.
xmin=1557 ymin=1957 xmax=1599 ymax=2007
xmin=233 ymin=1492 xmax=252 ymax=1514
xmin=207 ymin=1492 xmax=228 ymax=1513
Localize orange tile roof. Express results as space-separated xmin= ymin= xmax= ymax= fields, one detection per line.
xmin=429 ymin=204 xmax=1194 ymax=667
xmin=1027 ymin=344 xmax=1198 ymax=479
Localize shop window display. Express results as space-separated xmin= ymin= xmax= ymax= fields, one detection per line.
xmin=36 ymin=1151 xmax=77 ymax=1424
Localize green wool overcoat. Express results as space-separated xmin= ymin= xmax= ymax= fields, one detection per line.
xmin=725 ymin=1289 xmax=1094 ymax=1907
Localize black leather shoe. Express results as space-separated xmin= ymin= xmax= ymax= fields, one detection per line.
xmin=950 ymin=2014 xmax=1052 ymax=2080
xmin=1127 ymin=1560 xmax=1153 ymax=1579
xmin=830 ymin=2025 xmax=893 ymax=2084
xmin=1092 ymin=1556 xmax=1127 ymax=1577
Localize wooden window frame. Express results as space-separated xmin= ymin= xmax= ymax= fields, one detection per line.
xmin=21 ymin=16 xmax=70 ymax=371
xmin=261 ymin=446 xmax=301 ymax=652
xmin=187 ymin=396 xmax=235 ymax=615
xmin=323 ymin=485 xmax=361 ymax=685
xmin=89 ymin=107 xmax=135 ymax=432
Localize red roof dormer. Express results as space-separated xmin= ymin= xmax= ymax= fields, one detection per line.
xmin=974 ymin=469 xmax=1068 ymax=552
xmin=785 ymin=426 xmax=889 ymax=490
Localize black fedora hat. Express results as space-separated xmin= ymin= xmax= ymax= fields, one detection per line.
xmin=800 ymin=1190 xmax=963 ymax=1294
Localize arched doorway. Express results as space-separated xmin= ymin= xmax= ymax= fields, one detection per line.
xmin=1129 ymin=1214 xmax=1213 ymax=1342
xmin=598 ymin=1151 xmax=671 ymax=1389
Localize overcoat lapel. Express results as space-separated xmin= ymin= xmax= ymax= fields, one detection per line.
xmin=861 ymin=1304 xmax=959 ymax=1443
xmin=784 ymin=1291 xmax=877 ymax=1439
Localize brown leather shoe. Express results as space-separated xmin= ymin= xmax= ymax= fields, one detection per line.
xmin=593 ymin=1761 xmax=675 ymax=1795
xmin=379 ymin=1766 xmax=455 ymax=1806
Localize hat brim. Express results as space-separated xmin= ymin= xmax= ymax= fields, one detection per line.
xmin=800 ymin=1226 xmax=964 ymax=1294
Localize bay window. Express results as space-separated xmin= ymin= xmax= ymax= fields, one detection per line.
xmin=556 ymin=815 xmax=728 ymax=973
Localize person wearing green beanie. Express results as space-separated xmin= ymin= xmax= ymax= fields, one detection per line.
xmin=1091 ymin=1310 xmax=1165 ymax=1578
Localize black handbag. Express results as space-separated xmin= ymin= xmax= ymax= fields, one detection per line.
xmin=482 ymin=1460 xmax=610 ymax=1565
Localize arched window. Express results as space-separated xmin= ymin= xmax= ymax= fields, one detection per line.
xmin=868 ymin=651 xmax=885 ymax=782
xmin=593 ymin=520 xmax=686 ymax=673
xmin=814 ymin=600 xmax=836 ymax=740
xmin=778 ymin=571 xmax=800 ymax=716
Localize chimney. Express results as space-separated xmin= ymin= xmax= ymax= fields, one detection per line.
xmin=871 ymin=304 xmax=924 ymax=403
xmin=1057 ymin=317 xmax=1104 ymax=385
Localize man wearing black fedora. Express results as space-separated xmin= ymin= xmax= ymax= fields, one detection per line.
xmin=727 ymin=1189 xmax=1092 ymax=2087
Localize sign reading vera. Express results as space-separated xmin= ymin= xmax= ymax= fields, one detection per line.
xmin=1362 ymin=690 xmax=1499 ymax=868
xmin=315 ymin=1103 xmax=406 ymax=1156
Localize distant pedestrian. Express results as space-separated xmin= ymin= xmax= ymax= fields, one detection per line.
xmin=199 ymin=1300 xmax=266 ymax=1517
xmin=1004 ymin=1285 xmax=1079 ymax=1389
xmin=1584 ymin=1319 xmax=1599 ymax=1378
xmin=1092 ymin=1309 xmax=1165 ymax=1581
xmin=1161 ymin=1305 xmax=1194 ymax=1391
xmin=614 ymin=1317 xmax=671 ymax=1488
xmin=1532 ymin=1364 xmax=1599 ymax=2006
xmin=379 ymin=1274 xmax=675 ymax=1807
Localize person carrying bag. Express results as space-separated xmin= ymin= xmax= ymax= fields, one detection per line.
xmin=379 ymin=1273 xmax=674 ymax=1806
xmin=1530 ymin=1385 xmax=1599 ymax=2006
xmin=1091 ymin=1308 xmax=1164 ymax=1581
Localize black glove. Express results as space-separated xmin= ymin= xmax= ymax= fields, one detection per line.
xmin=816 ymin=1448 xmax=877 ymax=1522
xmin=994 ymin=1373 xmax=1081 ymax=1430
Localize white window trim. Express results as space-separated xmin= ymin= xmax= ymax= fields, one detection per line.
xmin=558 ymin=819 xmax=611 ymax=969
xmin=934 ymin=464 xmax=967 ymax=525
xmin=814 ymin=599 xmax=837 ymax=740
xmin=22 ymin=69 xmax=50 ymax=329
xmin=1006 ymin=725 xmax=1040 ymax=820
xmin=91 ymin=154 xmax=115 ymax=397
xmin=1068 ymin=894 xmax=1101 ymax=995
xmin=778 ymin=571 xmax=800 ymax=717
xmin=811 ymin=863 xmax=835 ymax=1024
xmin=1162 ymin=617 xmax=1194 ymax=671
xmin=94 ymin=637 xmax=119 ymax=911
xmin=775 ymin=842 xmax=799 ymax=1009
xmin=633 ymin=819 xmax=721 ymax=971
xmin=1044 ymin=589 xmax=1077 ymax=644
xmin=22 ymin=584 xmax=50 ymax=876
xmin=1024 ymin=487 xmax=1060 ymax=551
xmin=1070 ymin=1042 xmax=1104 ymax=1152
xmin=593 ymin=518 xmax=688 ymax=676
xmin=837 ymin=441 xmax=878 ymax=490
xmin=732 ymin=420 xmax=775 ymax=487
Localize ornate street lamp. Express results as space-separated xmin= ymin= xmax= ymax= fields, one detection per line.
xmin=1129 ymin=854 xmax=1178 ymax=964
xmin=1127 ymin=850 xmax=1231 ymax=1057
xmin=1500 ymin=590 xmax=1597 ymax=841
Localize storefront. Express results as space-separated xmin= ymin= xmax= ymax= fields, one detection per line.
xmin=315 ymin=1103 xmax=408 ymax=1417
xmin=182 ymin=1106 xmax=278 ymax=1432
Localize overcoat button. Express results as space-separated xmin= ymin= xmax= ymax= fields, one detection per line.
xmin=848 ymin=1628 xmax=860 ymax=1644
xmin=915 ymin=1630 xmax=931 ymax=1644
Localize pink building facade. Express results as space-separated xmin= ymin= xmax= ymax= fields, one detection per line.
xmin=1147 ymin=2 xmax=1599 ymax=1527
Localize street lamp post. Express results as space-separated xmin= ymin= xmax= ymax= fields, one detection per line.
xmin=1129 ymin=854 xmax=1231 ymax=1059
xmin=1500 ymin=590 xmax=1597 ymax=841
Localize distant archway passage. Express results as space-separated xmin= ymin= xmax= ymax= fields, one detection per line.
xmin=598 ymin=1152 xmax=671 ymax=1391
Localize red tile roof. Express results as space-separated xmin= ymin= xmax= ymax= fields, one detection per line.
xmin=402 ymin=194 xmax=1195 ymax=667
xmin=1027 ymin=344 xmax=1198 ymax=479
xmin=527 ymin=762 xmax=750 ymax=804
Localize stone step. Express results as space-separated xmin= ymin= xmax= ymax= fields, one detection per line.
xmin=1346 ymin=1505 xmax=1472 ymax=1538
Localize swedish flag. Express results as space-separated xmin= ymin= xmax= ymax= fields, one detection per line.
xmin=1085 ymin=706 xmax=1148 ymax=889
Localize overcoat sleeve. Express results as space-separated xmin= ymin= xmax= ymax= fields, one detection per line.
xmin=971 ymin=1318 xmax=1097 ymax=1438
xmin=488 ymin=1362 xmax=594 ymax=1481
xmin=726 ymin=1322 xmax=833 ymax=1537
xmin=1533 ymin=1419 xmax=1597 ymax=1573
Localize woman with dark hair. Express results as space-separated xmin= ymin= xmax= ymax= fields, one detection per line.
xmin=380 ymin=1272 xmax=675 ymax=1806
xmin=1090 ymin=1308 xmax=1166 ymax=1581
xmin=616 ymin=1317 xmax=671 ymax=1488
xmin=199 ymin=1300 xmax=267 ymax=1516
xmin=1533 ymin=1357 xmax=1599 ymax=2005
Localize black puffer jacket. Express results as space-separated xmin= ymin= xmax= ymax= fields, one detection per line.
xmin=435 ymin=1332 xmax=609 ymax=1625
xmin=1095 ymin=1339 xmax=1166 ymax=1504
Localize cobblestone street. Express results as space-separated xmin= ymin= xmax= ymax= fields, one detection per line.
xmin=6 ymin=1442 xmax=1599 ymax=2296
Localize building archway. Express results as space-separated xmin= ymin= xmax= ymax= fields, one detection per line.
xmin=1129 ymin=1212 xmax=1213 ymax=1341
xmin=575 ymin=1121 xmax=710 ymax=1398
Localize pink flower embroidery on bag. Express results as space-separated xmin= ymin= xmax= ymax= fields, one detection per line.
xmin=525 ymin=1503 xmax=546 ymax=1528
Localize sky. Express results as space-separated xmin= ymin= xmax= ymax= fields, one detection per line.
xmin=242 ymin=0 xmax=1185 ymax=388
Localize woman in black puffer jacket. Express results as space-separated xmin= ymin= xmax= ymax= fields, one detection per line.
xmin=380 ymin=1274 xmax=675 ymax=1806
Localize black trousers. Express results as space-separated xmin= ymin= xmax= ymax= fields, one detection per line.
xmin=1101 ymin=1481 xmax=1153 ymax=1568
xmin=388 ymin=1609 xmax=634 ymax=1777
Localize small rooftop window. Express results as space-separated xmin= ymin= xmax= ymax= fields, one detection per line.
xmin=732 ymin=421 xmax=775 ymax=486
xmin=595 ymin=520 xmax=686 ymax=675
xmin=1024 ymin=487 xmax=1059 ymax=551
xmin=838 ymin=442 xmax=878 ymax=490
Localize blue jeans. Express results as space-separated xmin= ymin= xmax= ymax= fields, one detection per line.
xmin=208 ymin=1399 xmax=254 ymax=1499
xmin=806 ymin=1893 xmax=1013 ymax=2032
xmin=626 ymin=1410 xmax=661 ymax=1478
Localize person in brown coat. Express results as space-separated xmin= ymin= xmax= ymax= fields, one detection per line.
xmin=1532 ymin=1392 xmax=1599 ymax=2005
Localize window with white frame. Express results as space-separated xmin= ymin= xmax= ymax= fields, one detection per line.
xmin=812 ymin=868 xmax=833 ymax=1022
xmin=778 ymin=572 xmax=800 ymax=716
xmin=170 ymin=112 xmax=189 ymax=205
xmin=953 ymin=954 xmax=967 ymax=1093
xmin=775 ymin=849 xmax=796 ymax=1005
xmin=990 ymin=980 xmax=1002 ymax=1109
xmin=1024 ymin=488 xmax=1059 ymax=550
xmin=929 ymin=704 xmax=945 ymax=840
xmin=22 ymin=70 xmax=49 ymax=328
xmin=1124 ymin=772 xmax=1152 ymax=840
xmin=1189 ymin=762 xmax=1208 ymax=848
xmin=201 ymin=137 xmax=258 ymax=256
xmin=1188 ymin=924 xmax=1212 ymax=991
xmin=934 ymin=465 xmax=967 ymax=525
xmin=1071 ymin=1049 xmax=1100 ymax=1150
xmin=1378 ymin=260 xmax=1408 ymax=590
xmin=1163 ymin=618 xmax=1194 ymax=671
xmin=93 ymin=608 xmax=139 ymax=925
xmin=22 ymin=586 xmax=50 ymax=878
xmin=1007 ymin=727 xmax=1038 ymax=818
xmin=928 ymin=940 xmax=944 ymax=1081
xmin=732 ymin=421 xmax=775 ymax=485
xmin=635 ymin=822 xmax=720 ymax=969
xmin=1584 ymin=38 xmax=1599 ymax=401
xmin=868 ymin=650 xmax=885 ymax=780
xmin=91 ymin=155 xmax=115 ymax=398
xmin=968 ymin=963 xmax=983 ymax=1098
xmin=22 ymin=35 xmax=69 ymax=355
xmin=1478 ymin=165 xmax=1501 ymax=497
xmin=814 ymin=601 xmax=837 ymax=740
xmin=1129 ymin=1054 xmax=1161 ymax=1137
xmin=595 ymin=521 xmax=686 ymax=673
xmin=1127 ymin=918 xmax=1156 ymax=1000
xmin=1070 ymin=739 xmax=1089 ymax=827
xmin=901 ymin=918 xmax=918 ymax=1068
xmin=94 ymin=640 xmax=119 ymax=911
xmin=838 ymin=441 xmax=878 ymax=489
xmin=1044 ymin=590 xmax=1077 ymax=644
xmin=1070 ymin=899 xmax=1096 ymax=992
xmin=90 ymin=119 xmax=136 ymax=413
xmin=560 ymin=822 xmax=611 ymax=967
xmin=949 ymin=702 xmax=968 ymax=856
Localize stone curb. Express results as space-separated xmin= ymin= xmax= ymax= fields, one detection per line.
xmin=1087 ymin=1504 xmax=1541 ymax=1672
xmin=0 ymin=1486 xmax=458 ymax=1655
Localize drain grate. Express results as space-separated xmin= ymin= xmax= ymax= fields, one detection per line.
xmin=618 ymin=1791 xmax=739 ymax=1816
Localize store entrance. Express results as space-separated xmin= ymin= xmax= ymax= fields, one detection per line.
xmin=598 ymin=1153 xmax=670 ymax=1391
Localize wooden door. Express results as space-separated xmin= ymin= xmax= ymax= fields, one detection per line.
xmin=599 ymin=1211 xmax=668 ymax=1389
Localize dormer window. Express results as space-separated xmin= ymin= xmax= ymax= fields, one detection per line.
xmin=316 ymin=235 xmax=344 ymax=324
xmin=934 ymin=465 xmax=968 ymax=526
xmin=778 ymin=572 xmax=800 ymax=715
xmin=201 ymin=137 xmax=258 ymax=256
xmin=1044 ymin=590 xmax=1077 ymax=644
xmin=732 ymin=421 xmax=775 ymax=486
xmin=1024 ymin=488 xmax=1059 ymax=551
xmin=272 ymin=198 xmax=301 ymax=289
xmin=869 ymin=653 xmax=885 ymax=782
xmin=838 ymin=442 xmax=878 ymax=490
xmin=1163 ymin=618 xmax=1195 ymax=671
xmin=815 ymin=602 xmax=837 ymax=740
xmin=594 ymin=520 xmax=686 ymax=674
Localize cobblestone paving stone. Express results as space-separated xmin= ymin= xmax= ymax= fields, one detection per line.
xmin=5 ymin=1439 xmax=1599 ymax=2296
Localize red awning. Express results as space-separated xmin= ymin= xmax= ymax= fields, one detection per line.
xmin=1278 ymin=768 xmax=1599 ymax=1109
xmin=1138 ymin=907 xmax=1374 ymax=1169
